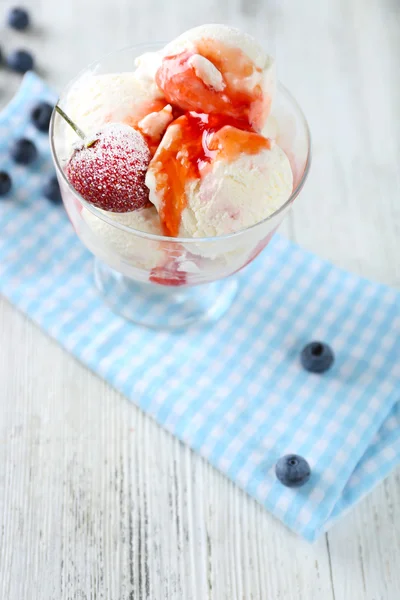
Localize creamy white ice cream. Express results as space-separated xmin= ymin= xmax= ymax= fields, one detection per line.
xmin=80 ymin=205 xmax=163 ymax=273
xmin=158 ymin=24 xmax=275 ymax=131
xmin=146 ymin=120 xmax=293 ymax=238
xmin=63 ymin=71 xmax=164 ymax=151
xmin=179 ymin=146 xmax=292 ymax=237
xmin=162 ymin=24 xmax=270 ymax=72
xmin=83 ymin=204 xmax=162 ymax=236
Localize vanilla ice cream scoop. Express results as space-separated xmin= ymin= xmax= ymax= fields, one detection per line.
xmin=155 ymin=24 xmax=275 ymax=132
xmin=146 ymin=112 xmax=293 ymax=238
xmin=178 ymin=146 xmax=293 ymax=237
xmin=63 ymin=71 xmax=165 ymax=153
xmin=80 ymin=205 xmax=164 ymax=272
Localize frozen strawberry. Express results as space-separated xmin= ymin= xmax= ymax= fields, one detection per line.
xmin=65 ymin=123 xmax=151 ymax=213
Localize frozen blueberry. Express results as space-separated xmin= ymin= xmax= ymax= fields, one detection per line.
xmin=275 ymin=454 xmax=311 ymax=488
xmin=11 ymin=138 xmax=37 ymax=164
xmin=7 ymin=7 xmax=30 ymax=30
xmin=7 ymin=49 xmax=34 ymax=73
xmin=300 ymin=341 xmax=334 ymax=374
xmin=43 ymin=175 xmax=62 ymax=204
xmin=31 ymin=102 xmax=54 ymax=133
xmin=0 ymin=172 xmax=12 ymax=197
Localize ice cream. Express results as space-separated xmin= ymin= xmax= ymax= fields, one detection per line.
xmin=157 ymin=24 xmax=275 ymax=131
xmin=145 ymin=112 xmax=293 ymax=238
xmin=61 ymin=24 xmax=294 ymax=241
xmin=80 ymin=205 xmax=163 ymax=273
xmin=63 ymin=72 xmax=163 ymax=150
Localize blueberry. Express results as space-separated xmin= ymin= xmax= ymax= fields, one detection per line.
xmin=10 ymin=138 xmax=37 ymax=165
xmin=43 ymin=176 xmax=62 ymax=204
xmin=31 ymin=102 xmax=54 ymax=133
xmin=7 ymin=49 xmax=34 ymax=74
xmin=275 ymin=454 xmax=311 ymax=488
xmin=300 ymin=341 xmax=334 ymax=374
xmin=7 ymin=7 xmax=30 ymax=30
xmin=0 ymin=172 xmax=12 ymax=197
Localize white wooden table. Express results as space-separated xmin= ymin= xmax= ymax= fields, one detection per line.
xmin=1 ymin=0 xmax=399 ymax=598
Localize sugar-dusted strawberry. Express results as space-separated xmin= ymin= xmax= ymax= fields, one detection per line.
xmin=65 ymin=123 xmax=151 ymax=212
xmin=55 ymin=106 xmax=151 ymax=213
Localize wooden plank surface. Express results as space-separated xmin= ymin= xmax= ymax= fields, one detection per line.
xmin=0 ymin=0 xmax=399 ymax=598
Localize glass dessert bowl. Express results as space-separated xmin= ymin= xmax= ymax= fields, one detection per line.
xmin=50 ymin=41 xmax=311 ymax=329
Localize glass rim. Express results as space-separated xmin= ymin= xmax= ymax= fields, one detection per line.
xmin=50 ymin=43 xmax=312 ymax=245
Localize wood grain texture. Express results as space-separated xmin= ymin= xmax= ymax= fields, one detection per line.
xmin=0 ymin=0 xmax=399 ymax=598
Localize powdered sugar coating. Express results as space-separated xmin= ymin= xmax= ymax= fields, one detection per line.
xmin=65 ymin=123 xmax=151 ymax=213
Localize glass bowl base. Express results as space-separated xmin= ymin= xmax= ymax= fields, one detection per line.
xmin=94 ymin=258 xmax=238 ymax=329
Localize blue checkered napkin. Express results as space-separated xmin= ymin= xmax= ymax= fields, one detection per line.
xmin=1 ymin=73 xmax=399 ymax=540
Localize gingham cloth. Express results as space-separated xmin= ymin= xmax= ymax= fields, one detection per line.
xmin=1 ymin=73 xmax=399 ymax=541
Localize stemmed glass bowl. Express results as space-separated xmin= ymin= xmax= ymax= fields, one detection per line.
xmin=50 ymin=43 xmax=311 ymax=329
